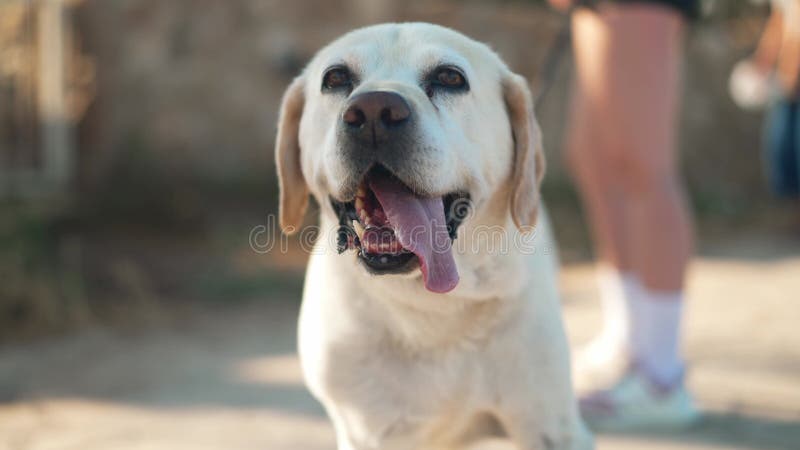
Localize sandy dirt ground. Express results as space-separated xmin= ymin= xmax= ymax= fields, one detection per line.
xmin=2 ymin=237 xmax=800 ymax=450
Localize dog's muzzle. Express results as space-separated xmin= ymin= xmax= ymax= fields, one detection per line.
xmin=335 ymin=91 xmax=421 ymax=197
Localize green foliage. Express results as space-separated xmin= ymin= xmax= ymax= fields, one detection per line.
xmin=0 ymin=204 xmax=89 ymax=341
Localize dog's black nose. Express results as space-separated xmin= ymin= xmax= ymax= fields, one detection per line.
xmin=342 ymin=91 xmax=411 ymax=129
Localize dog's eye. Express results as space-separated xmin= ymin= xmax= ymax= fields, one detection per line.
xmin=436 ymin=68 xmax=465 ymax=88
xmin=322 ymin=67 xmax=352 ymax=91
xmin=427 ymin=66 xmax=469 ymax=97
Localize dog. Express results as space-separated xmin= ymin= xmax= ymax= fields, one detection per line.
xmin=275 ymin=22 xmax=593 ymax=450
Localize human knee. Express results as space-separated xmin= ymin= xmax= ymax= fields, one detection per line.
xmin=616 ymin=148 xmax=678 ymax=196
xmin=564 ymin=140 xmax=617 ymax=188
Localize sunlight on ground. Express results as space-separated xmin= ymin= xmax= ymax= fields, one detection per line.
xmin=0 ymin=399 xmax=334 ymax=450
xmin=2 ymin=255 xmax=800 ymax=449
xmin=233 ymin=353 xmax=305 ymax=387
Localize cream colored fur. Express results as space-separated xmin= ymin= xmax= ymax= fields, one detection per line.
xmin=275 ymin=22 xmax=593 ymax=450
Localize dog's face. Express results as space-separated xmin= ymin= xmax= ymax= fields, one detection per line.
xmin=276 ymin=23 xmax=544 ymax=293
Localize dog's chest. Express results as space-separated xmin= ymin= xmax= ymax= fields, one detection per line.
xmin=327 ymin=350 xmax=497 ymax=445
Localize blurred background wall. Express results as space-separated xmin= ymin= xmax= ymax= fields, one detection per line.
xmin=0 ymin=0 xmax=790 ymax=340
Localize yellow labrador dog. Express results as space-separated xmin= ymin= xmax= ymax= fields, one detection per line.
xmin=275 ymin=22 xmax=592 ymax=450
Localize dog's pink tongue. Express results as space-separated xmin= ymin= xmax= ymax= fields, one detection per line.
xmin=368 ymin=176 xmax=459 ymax=293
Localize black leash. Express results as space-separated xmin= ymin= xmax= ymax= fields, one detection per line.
xmin=533 ymin=0 xmax=596 ymax=106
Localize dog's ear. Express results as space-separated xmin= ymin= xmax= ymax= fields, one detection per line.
xmin=275 ymin=76 xmax=308 ymax=234
xmin=503 ymin=73 xmax=545 ymax=231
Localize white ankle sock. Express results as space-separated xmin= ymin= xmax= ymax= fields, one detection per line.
xmin=628 ymin=288 xmax=685 ymax=387
xmin=589 ymin=267 xmax=640 ymax=360
xmin=586 ymin=267 xmax=686 ymax=387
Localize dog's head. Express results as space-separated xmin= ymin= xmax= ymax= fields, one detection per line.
xmin=276 ymin=23 xmax=544 ymax=293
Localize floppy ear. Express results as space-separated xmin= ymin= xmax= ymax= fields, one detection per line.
xmin=275 ymin=76 xmax=309 ymax=234
xmin=503 ymin=73 xmax=546 ymax=231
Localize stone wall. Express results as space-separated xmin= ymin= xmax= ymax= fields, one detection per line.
xmin=75 ymin=0 xmax=772 ymax=217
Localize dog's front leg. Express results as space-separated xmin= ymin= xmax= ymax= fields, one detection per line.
xmin=493 ymin=407 xmax=593 ymax=450
xmin=324 ymin=403 xmax=381 ymax=450
xmin=326 ymin=402 xmax=418 ymax=450
xmin=329 ymin=413 xmax=364 ymax=450
xmin=491 ymin=324 xmax=594 ymax=449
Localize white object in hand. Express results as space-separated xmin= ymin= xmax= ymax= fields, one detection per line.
xmin=729 ymin=59 xmax=774 ymax=111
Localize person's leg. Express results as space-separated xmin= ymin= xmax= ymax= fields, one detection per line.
xmin=790 ymin=101 xmax=800 ymax=196
xmin=565 ymin=57 xmax=639 ymax=387
xmin=565 ymin=82 xmax=633 ymax=273
xmin=764 ymin=98 xmax=800 ymax=233
xmin=600 ymin=3 xmax=693 ymax=385
xmin=792 ymin=101 xmax=800 ymax=229
xmin=567 ymin=2 xmax=697 ymax=429
xmin=581 ymin=4 xmax=691 ymax=291
xmin=764 ymin=100 xmax=793 ymax=197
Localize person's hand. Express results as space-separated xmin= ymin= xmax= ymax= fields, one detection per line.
xmin=548 ymin=0 xmax=574 ymax=11
xmin=729 ymin=58 xmax=775 ymax=111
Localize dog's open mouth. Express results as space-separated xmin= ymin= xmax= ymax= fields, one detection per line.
xmin=331 ymin=165 xmax=470 ymax=293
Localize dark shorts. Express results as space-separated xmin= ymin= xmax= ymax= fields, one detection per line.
xmin=764 ymin=100 xmax=800 ymax=198
xmin=597 ymin=0 xmax=700 ymax=20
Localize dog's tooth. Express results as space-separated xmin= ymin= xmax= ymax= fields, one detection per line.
xmin=352 ymin=220 xmax=365 ymax=240
xmin=355 ymin=196 xmax=364 ymax=212
xmin=356 ymin=185 xmax=366 ymax=197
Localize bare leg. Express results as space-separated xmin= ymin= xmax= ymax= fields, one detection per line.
xmin=568 ymin=3 xmax=692 ymax=293
xmin=565 ymin=4 xmax=699 ymax=430
xmin=565 ymin=81 xmax=633 ymax=273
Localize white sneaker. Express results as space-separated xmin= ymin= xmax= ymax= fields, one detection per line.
xmin=579 ymin=366 xmax=700 ymax=432
xmin=572 ymin=337 xmax=630 ymax=393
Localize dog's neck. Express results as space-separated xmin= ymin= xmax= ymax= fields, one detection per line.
xmin=314 ymin=207 xmax=537 ymax=352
